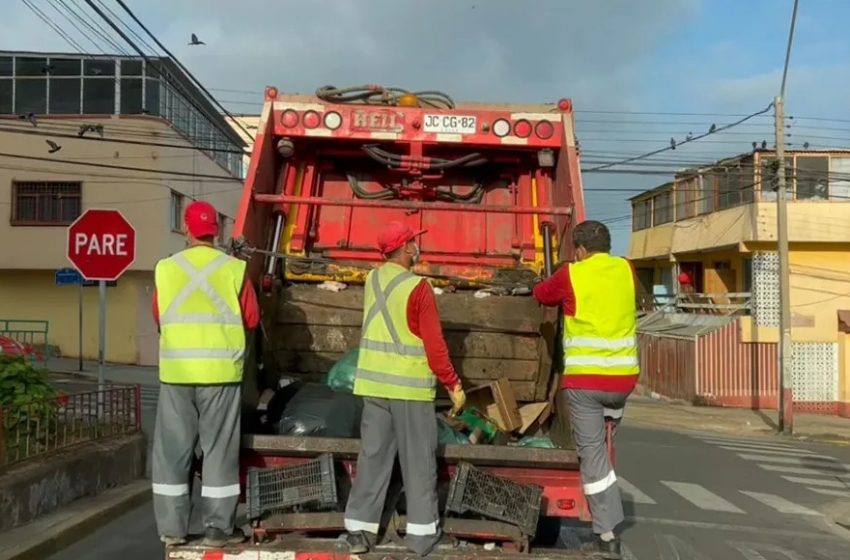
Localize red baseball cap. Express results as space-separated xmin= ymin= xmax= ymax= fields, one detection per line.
xmin=377 ymin=221 xmax=427 ymax=255
xmin=184 ymin=200 xmax=219 ymax=238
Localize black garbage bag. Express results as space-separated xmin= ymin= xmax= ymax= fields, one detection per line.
xmin=276 ymin=383 xmax=363 ymax=438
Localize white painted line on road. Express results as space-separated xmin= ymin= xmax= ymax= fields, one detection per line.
xmin=626 ymin=516 xmax=845 ymax=540
xmin=808 ymin=487 xmax=850 ymax=498
xmin=783 ymin=476 xmax=850 ymax=489
xmin=701 ymin=438 xmax=799 ymax=451
xmin=661 ymin=481 xmax=745 ymax=513
xmin=719 ymin=445 xmax=817 ymax=457
xmin=737 ymin=453 xmax=844 ymax=466
xmin=618 ymin=477 xmax=656 ymax=504
xmin=739 ymin=490 xmax=821 ymax=516
xmin=758 ymin=464 xmax=850 ymax=478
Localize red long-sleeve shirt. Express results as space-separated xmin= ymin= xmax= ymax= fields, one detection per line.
xmin=152 ymin=279 xmax=260 ymax=331
xmin=533 ymin=259 xmax=639 ymax=393
xmin=406 ymin=280 xmax=460 ymax=391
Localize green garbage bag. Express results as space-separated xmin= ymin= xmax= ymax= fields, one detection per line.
xmin=324 ymin=348 xmax=358 ymax=393
xmin=518 ymin=436 xmax=556 ymax=449
xmin=437 ymin=416 xmax=469 ymax=445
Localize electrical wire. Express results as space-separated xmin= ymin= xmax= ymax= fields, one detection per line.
xmin=111 ymin=0 xmax=256 ymax=143
xmin=21 ymin=0 xmax=87 ymax=53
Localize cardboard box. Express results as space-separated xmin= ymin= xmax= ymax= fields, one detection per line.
xmin=466 ymin=378 xmax=522 ymax=432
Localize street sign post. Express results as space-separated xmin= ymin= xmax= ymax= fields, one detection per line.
xmin=66 ymin=209 xmax=136 ymax=409
xmin=55 ymin=268 xmax=84 ymax=371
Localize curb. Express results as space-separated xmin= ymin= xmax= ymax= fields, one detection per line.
xmin=0 ymin=480 xmax=151 ymax=560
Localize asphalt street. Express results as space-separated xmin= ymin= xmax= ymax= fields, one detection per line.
xmin=44 ymin=391 xmax=850 ymax=560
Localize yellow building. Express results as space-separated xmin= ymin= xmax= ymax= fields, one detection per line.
xmin=629 ymin=149 xmax=850 ymax=415
xmin=0 ymin=51 xmax=245 ymax=365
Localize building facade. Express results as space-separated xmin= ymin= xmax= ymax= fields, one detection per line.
xmin=0 ymin=51 xmax=246 ymax=365
xmin=629 ymin=149 xmax=850 ymax=415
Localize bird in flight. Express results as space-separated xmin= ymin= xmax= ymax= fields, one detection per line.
xmin=46 ymin=140 xmax=62 ymax=154
xmin=19 ymin=113 xmax=37 ymax=127
xmin=189 ymin=33 xmax=205 ymax=46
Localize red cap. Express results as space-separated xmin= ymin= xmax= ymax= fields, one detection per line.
xmin=184 ymin=200 xmax=219 ymax=238
xmin=377 ymin=221 xmax=427 ymax=255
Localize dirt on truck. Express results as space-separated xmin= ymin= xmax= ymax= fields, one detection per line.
xmin=166 ymin=85 xmax=599 ymax=559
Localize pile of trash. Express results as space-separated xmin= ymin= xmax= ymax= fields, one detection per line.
xmin=254 ymin=349 xmax=559 ymax=449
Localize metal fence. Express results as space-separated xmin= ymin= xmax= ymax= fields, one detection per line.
xmin=0 ymin=385 xmax=141 ymax=467
xmin=0 ymin=319 xmax=50 ymax=364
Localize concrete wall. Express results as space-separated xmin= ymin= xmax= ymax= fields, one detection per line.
xmin=0 ymin=434 xmax=146 ymax=532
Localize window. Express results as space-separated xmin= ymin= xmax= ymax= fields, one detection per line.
xmin=170 ymin=190 xmax=184 ymax=231
xmin=795 ymin=156 xmax=828 ymax=200
xmin=697 ymin=173 xmax=715 ymax=214
xmin=743 ymin=257 xmax=753 ymax=293
xmin=653 ymin=189 xmax=673 ymax=225
xmin=120 ymin=78 xmax=143 ymax=114
xmin=830 ymin=157 xmax=850 ymax=201
xmin=49 ymin=78 xmax=81 ymax=114
xmin=758 ymin=156 xmax=792 ymax=202
xmin=632 ymin=198 xmax=652 ymax=231
xmin=83 ymin=77 xmax=114 ymax=114
xmin=12 ymin=182 xmax=81 ymax=225
xmin=144 ymin=78 xmax=160 ymax=115
xmin=675 ymin=177 xmax=697 ymax=220
xmin=15 ymin=77 xmax=46 ymax=114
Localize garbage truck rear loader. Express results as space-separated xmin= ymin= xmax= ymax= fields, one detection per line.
xmin=166 ymin=85 xmax=599 ymax=558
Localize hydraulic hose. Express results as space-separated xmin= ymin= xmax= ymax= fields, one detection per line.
xmin=316 ymin=85 xmax=455 ymax=110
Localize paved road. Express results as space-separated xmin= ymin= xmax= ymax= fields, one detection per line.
xmin=46 ymin=409 xmax=850 ymax=560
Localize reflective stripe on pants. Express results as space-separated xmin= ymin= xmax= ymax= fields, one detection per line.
xmin=344 ymin=397 xmax=440 ymax=555
xmin=152 ymin=383 xmax=241 ymax=538
xmin=563 ymin=388 xmax=630 ymax=535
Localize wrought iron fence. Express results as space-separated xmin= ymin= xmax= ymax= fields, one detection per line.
xmin=0 ymin=385 xmax=141 ymax=467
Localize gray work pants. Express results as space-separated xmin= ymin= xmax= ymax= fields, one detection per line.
xmin=344 ymin=397 xmax=440 ymax=555
xmin=563 ymin=388 xmax=630 ymax=535
xmin=152 ymin=383 xmax=242 ymax=538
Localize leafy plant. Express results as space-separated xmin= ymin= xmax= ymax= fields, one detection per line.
xmin=1 ymin=356 xmax=62 ymax=461
xmin=0 ymin=355 xmax=57 ymax=409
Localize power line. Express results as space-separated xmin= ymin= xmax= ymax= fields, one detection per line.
xmin=21 ymin=0 xmax=87 ymax=53
xmin=780 ymin=0 xmax=800 ymax=97
xmin=584 ymin=102 xmax=776 ymax=172
xmin=111 ymin=0 xmax=256 ymax=143
xmin=0 ymin=150 xmax=237 ymax=179
xmin=80 ymin=0 xmax=248 ymax=151
xmin=52 ymin=0 xmax=129 ymax=54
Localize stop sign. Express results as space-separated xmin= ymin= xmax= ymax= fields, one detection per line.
xmin=67 ymin=209 xmax=136 ymax=281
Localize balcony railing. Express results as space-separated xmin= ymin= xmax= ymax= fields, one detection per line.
xmin=641 ymin=292 xmax=752 ymax=316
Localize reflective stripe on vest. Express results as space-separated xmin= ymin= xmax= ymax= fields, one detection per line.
xmin=354 ymin=263 xmax=436 ymax=402
xmin=563 ymin=254 xmax=639 ymax=377
xmin=156 ymin=246 xmax=247 ymax=384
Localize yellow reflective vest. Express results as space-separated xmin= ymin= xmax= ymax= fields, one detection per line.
xmin=353 ymin=263 xmax=436 ymax=402
xmin=563 ymin=253 xmax=639 ymax=377
xmin=155 ymin=245 xmax=247 ymax=384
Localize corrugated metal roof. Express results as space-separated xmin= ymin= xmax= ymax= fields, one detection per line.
xmin=637 ymin=311 xmax=735 ymax=339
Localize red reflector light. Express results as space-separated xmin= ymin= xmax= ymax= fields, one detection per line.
xmin=514 ymin=119 xmax=532 ymax=138
xmin=558 ymin=98 xmax=572 ymax=111
xmin=556 ymin=499 xmax=576 ymax=510
xmin=303 ymin=110 xmax=321 ymax=129
xmin=535 ymin=120 xmax=555 ymax=139
xmin=281 ymin=109 xmax=299 ymax=128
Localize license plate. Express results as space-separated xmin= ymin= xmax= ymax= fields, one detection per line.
xmin=423 ymin=114 xmax=477 ymax=135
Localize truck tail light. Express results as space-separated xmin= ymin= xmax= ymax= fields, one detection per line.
xmin=514 ymin=119 xmax=532 ymax=138
xmin=492 ymin=119 xmax=511 ymax=138
xmin=556 ymin=499 xmax=576 ymax=511
xmin=281 ymin=109 xmax=299 ymax=128
xmin=303 ymin=110 xmax=321 ymax=129
xmin=535 ymin=120 xmax=554 ymax=139
xmin=324 ymin=111 xmax=342 ymax=130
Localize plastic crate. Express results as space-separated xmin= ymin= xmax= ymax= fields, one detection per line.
xmin=445 ymin=461 xmax=543 ymax=537
xmin=245 ymin=453 xmax=338 ymax=519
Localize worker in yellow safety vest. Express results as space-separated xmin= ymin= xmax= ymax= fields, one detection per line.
xmin=150 ymin=200 xmax=259 ymax=548
xmin=343 ymin=221 xmax=466 ymax=556
xmin=533 ymin=220 xmax=638 ymax=560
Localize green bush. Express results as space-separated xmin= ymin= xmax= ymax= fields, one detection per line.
xmin=0 ymin=355 xmax=57 ymax=409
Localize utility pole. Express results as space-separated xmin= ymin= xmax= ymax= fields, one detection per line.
xmin=775 ymin=0 xmax=799 ymax=435
xmin=774 ymin=96 xmax=793 ymax=434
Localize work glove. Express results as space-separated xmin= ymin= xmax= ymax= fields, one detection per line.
xmin=449 ymin=384 xmax=466 ymax=416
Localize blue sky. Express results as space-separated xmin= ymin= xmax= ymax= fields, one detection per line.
xmin=2 ymin=0 xmax=848 ymax=253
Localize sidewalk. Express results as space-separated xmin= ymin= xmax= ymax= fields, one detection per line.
xmin=46 ymin=357 xmax=158 ymax=388
xmin=627 ymin=395 xmax=850 ymax=445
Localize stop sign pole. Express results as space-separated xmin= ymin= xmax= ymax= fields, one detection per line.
xmin=66 ymin=209 xmax=136 ymax=402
